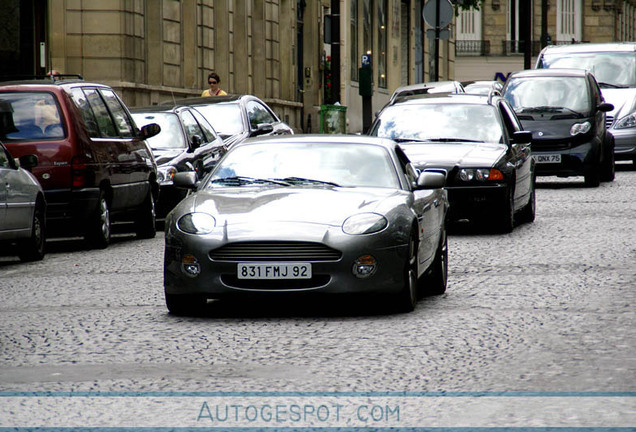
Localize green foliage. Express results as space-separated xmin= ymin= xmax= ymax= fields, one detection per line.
xmin=453 ymin=0 xmax=484 ymax=15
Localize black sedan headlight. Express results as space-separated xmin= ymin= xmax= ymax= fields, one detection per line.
xmin=177 ymin=212 xmax=216 ymax=234
xmin=456 ymin=168 xmax=504 ymax=182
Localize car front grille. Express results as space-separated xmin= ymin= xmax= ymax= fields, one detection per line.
xmin=531 ymin=139 xmax=573 ymax=151
xmin=210 ymin=241 xmax=342 ymax=262
xmin=606 ymin=115 xmax=614 ymax=129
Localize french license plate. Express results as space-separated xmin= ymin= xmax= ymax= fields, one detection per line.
xmin=237 ymin=263 xmax=312 ymax=279
xmin=533 ymin=154 xmax=562 ymax=163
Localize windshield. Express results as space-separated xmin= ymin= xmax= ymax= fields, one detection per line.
xmin=371 ymin=103 xmax=504 ymax=143
xmin=131 ymin=112 xmax=186 ymax=149
xmin=539 ymin=52 xmax=636 ymax=87
xmin=503 ymin=76 xmax=590 ymax=115
xmin=0 ymin=92 xmax=64 ymax=141
xmin=207 ymin=142 xmax=400 ymax=189
xmin=192 ymin=103 xmax=243 ymax=136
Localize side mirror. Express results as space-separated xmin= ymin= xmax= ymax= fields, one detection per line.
xmin=415 ymin=171 xmax=446 ymax=190
xmin=172 ymin=171 xmax=198 ymax=189
xmin=140 ymin=123 xmax=161 ymax=139
xmin=18 ymin=154 xmax=38 ymax=170
xmin=513 ymin=131 xmax=533 ymax=144
xmin=251 ymin=123 xmax=274 ymax=137
xmin=598 ymin=102 xmax=614 ymax=113
xmin=190 ymin=135 xmax=203 ymax=151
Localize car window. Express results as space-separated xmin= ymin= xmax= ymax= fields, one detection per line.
xmin=0 ymin=145 xmax=11 ymax=168
xmin=131 ymin=112 xmax=186 ymax=149
xmin=83 ymin=89 xmax=118 ymax=138
xmin=209 ymin=142 xmax=400 ymax=189
xmin=246 ymin=100 xmax=277 ymax=129
xmin=503 ymin=76 xmax=590 ymax=115
xmin=190 ymin=108 xmax=219 ymax=142
xmin=100 ymin=89 xmax=135 ymax=138
xmin=499 ymin=101 xmax=523 ymax=136
xmin=181 ymin=110 xmax=205 ymax=144
xmin=0 ymin=92 xmax=65 ymax=141
xmin=193 ymin=104 xmax=243 ymax=136
xmin=372 ymin=103 xmax=505 ymax=144
xmin=70 ymin=88 xmax=100 ymax=138
xmin=540 ymin=52 xmax=636 ymax=87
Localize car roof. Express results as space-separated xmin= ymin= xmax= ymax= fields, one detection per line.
xmin=540 ymin=42 xmax=636 ymax=55
xmin=161 ymin=94 xmax=247 ymax=107
xmin=393 ymin=80 xmax=460 ymax=93
xmin=0 ymin=75 xmax=104 ymax=89
xmin=130 ymin=105 xmax=187 ymax=114
xmin=509 ymin=68 xmax=589 ymax=78
xmin=238 ymin=134 xmax=399 ymax=151
xmin=387 ymin=92 xmax=498 ymax=107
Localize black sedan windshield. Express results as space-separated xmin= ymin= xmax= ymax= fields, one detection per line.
xmin=371 ymin=104 xmax=504 ymax=144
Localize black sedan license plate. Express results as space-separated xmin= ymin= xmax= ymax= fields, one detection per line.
xmin=237 ymin=263 xmax=312 ymax=279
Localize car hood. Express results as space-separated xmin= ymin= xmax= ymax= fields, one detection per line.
xmin=518 ymin=118 xmax=589 ymax=140
xmin=152 ymin=148 xmax=185 ymax=165
xmin=399 ymin=142 xmax=506 ymax=170
xmin=174 ymin=186 xmax=404 ymax=227
xmin=602 ymin=88 xmax=636 ymax=121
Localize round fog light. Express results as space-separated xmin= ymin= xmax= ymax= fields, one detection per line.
xmin=181 ymin=254 xmax=200 ymax=277
xmin=352 ymin=255 xmax=377 ymax=278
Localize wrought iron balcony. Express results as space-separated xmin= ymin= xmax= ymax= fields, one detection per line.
xmin=456 ymin=40 xmax=491 ymax=56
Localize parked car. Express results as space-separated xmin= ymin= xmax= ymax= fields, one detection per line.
xmin=369 ymin=93 xmax=535 ymax=233
xmin=502 ymin=68 xmax=615 ymax=187
xmin=536 ymin=42 xmax=636 ymax=165
xmin=163 ymin=135 xmax=448 ymax=316
xmin=462 ymin=80 xmax=504 ymax=96
xmin=0 ymin=76 xmax=160 ymax=248
xmin=131 ymin=105 xmax=227 ymax=217
xmin=165 ymin=94 xmax=293 ymax=149
xmin=0 ymin=142 xmax=46 ymax=261
xmin=389 ymin=80 xmax=465 ymax=105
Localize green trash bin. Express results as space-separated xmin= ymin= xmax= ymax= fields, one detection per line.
xmin=320 ymin=104 xmax=347 ymax=134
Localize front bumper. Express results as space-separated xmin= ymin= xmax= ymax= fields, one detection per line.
xmin=446 ymin=183 xmax=507 ymax=221
xmin=163 ymin=222 xmax=410 ymax=299
xmin=610 ymin=128 xmax=636 ymax=161
xmin=532 ymin=139 xmax=598 ymax=177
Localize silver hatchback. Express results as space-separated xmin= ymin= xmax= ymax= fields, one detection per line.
xmin=0 ymin=142 xmax=46 ymax=261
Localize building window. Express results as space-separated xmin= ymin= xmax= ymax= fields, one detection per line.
xmin=363 ymin=0 xmax=373 ymax=65
xmin=377 ymin=0 xmax=387 ymax=88
xmin=556 ymin=0 xmax=581 ymax=43
xmin=350 ymin=0 xmax=358 ymax=81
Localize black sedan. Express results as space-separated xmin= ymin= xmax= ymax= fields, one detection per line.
xmin=131 ymin=105 xmax=227 ymax=217
xmin=164 ymin=135 xmax=448 ymax=315
xmin=369 ymin=93 xmax=535 ymax=233
xmin=165 ymin=94 xmax=294 ymax=148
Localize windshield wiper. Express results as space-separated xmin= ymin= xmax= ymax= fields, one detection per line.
xmin=391 ymin=138 xmax=430 ymax=143
xmin=209 ymin=176 xmax=291 ymax=186
xmin=598 ymin=82 xmax=629 ymax=89
xmin=423 ymin=137 xmax=485 ymax=143
xmin=518 ymin=106 xmax=584 ymax=117
xmin=275 ymin=176 xmax=341 ymax=187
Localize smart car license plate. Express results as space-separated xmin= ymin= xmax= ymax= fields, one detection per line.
xmin=237 ymin=263 xmax=312 ymax=279
xmin=533 ymin=154 xmax=561 ymax=163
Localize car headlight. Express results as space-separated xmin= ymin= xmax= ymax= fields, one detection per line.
xmin=614 ymin=112 xmax=636 ymax=129
xmin=457 ymin=168 xmax=504 ymax=182
xmin=342 ymin=213 xmax=388 ymax=235
xmin=177 ymin=212 xmax=216 ymax=234
xmin=157 ymin=165 xmax=177 ymax=184
xmin=570 ymin=121 xmax=591 ymax=136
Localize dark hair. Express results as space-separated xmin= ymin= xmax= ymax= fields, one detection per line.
xmin=207 ymin=72 xmax=221 ymax=83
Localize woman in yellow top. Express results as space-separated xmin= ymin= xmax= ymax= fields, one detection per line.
xmin=202 ymin=72 xmax=228 ymax=96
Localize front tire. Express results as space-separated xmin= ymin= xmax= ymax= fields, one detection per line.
xmin=135 ymin=188 xmax=157 ymax=239
xmin=492 ymin=185 xmax=514 ymax=233
xmin=516 ymin=177 xmax=536 ymax=224
xmin=600 ymin=136 xmax=615 ymax=182
xmin=419 ymin=229 xmax=448 ymax=296
xmin=393 ymin=231 xmax=418 ymax=313
xmin=18 ymin=204 xmax=46 ymax=262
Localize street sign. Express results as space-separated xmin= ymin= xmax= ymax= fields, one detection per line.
xmin=361 ymin=54 xmax=372 ymax=68
xmin=423 ymin=0 xmax=453 ymax=28
xmin=426 ymin=29 xmax=450 ymax=40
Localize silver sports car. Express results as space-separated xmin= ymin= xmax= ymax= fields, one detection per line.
xmin=163 ymin=135 xmax=448 ymax=315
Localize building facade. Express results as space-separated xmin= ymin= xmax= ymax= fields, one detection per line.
xmin=454 ymin=0 xmax=636 ymax=83
xmin=0 ymin=0 xmax=456 ymax=134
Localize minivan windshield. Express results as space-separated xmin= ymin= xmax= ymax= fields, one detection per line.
xmin=539 ymin=52 xmax=636 ymax=88
xmin=503 ymin=76 xmax=590 ymax=116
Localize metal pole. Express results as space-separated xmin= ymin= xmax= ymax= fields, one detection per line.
xmin=434 ymin=0 xmax=440 ymax=81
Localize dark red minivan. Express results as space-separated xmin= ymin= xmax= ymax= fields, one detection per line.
xmin=0 ymin=76 xmax=160 ymax=248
